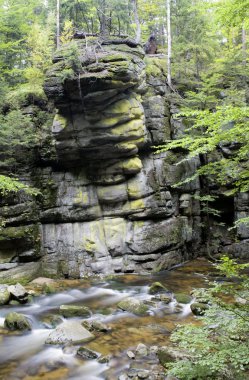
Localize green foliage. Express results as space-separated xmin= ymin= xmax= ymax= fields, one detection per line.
xmin=167 ymin=257 xmax=249 ymax=380
xmin=0 ymin=175 xmax=38 ymax=196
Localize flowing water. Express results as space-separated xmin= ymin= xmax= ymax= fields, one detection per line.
xmin=0 ymin=259 xmax=214 ymax=380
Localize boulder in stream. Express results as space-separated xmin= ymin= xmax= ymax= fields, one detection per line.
xmin=0 ymin=285 xmax=10 ymax=305
xmin=8 ymin=283 xmax=28 ymax=304
xmin=77 ymin=346 xmax=99 ymax=359
xmin=45 ymin=320 xmax=95 ymax=344
xmin=4 ymin=312 xmax=32 ymax=331
xmin=118 ymin=297 xmax=149 ymax=316
xmin=149 ymin=282 xmax=169 ymax=294
xmin=174 ymin=293 xmax=192 ymax=304
xmin=82 ymin=319 xmax=109 ymax=332
xmin=59 ymin=304 xmax=91 ymax=318
xmin=190 ymin=302 xmax=209 ymax=316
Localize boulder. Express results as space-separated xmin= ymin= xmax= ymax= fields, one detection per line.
xmin=149 ymin=282 xmax=169 ymax=294
xmin=59 ymin=304 xmax=91 ymax=318
xmin=82 ymin=320 xmax=109 ymax=332
xmin=46 ymin=320 xmax=95 ymax=345
xmin=136 ymin=343 xmax=148 ymax=357
xmin=190 ymin=302 xmax=209 ymax=316
xmin=0 ymin=285 xmax=10 ymax=305
xmin=174 ymin=293 xmax=192 ymax=304
xmin=118 ymin=298 xmax=149 ymax=316
xmin=4 ymin=312 xmax=32 ymax=331
xmin=8 ymin=283 xmax=28 ymax=304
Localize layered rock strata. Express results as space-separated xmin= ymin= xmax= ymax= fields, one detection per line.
xmin=0 ymin=37 xmax=246 ymax=279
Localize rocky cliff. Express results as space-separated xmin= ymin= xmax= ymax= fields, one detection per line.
xmin=0 ymin=37 xmax=247 ymax=281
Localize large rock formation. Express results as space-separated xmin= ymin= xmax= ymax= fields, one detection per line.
xmin=0 ymin=37 xmax=246 ymax=280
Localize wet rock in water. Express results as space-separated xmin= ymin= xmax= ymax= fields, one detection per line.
xmin=165 ymin=375 xmax=179 ymax=380
xmin=41 ymin=314 xmax=63 ymax=329
xmin=0 ymin=285 xmax=10 ymax=305
xmin=150 ymin=345 xmax=159 ymax=354
xmin=127 ymin=350 xmax=135 ymax=359
xmin=45 ymin=320 xmax=95 ymax=344
xmin=4 ymin=312 xmax=32 ymax=331
xmin=190 ymin=302 xmax=209 ymax=316
xmin=118 ymin=298 xmax=149 ymax=316
xmin=9 ymin=300 xmax=20 ymax=306
xmin=77 ymin=346 xmax=99 ymax=359
xmin=136 ymin=343 xmax=148 ymax=357
xmin=137 ymin=370 xmax=150 ymax=379
xmin=59 ymin=304 xmax=91 ymax=318
xmin=149 ymin=282 xmax=169 ymax=294
xmin=82 ymin=319 xmax=109 ymax=332
xmin=8 ymin=283 xmax=28 ymax=304
xmin=174 ymin=293 xmax=192 ymax=304
xmin=98 ymin=355 xmax=112 ymax=363
xmin=153 ymin=294 xmax=172 ymax=304
xmin=119 ymin=375 xmax=128 ymax=380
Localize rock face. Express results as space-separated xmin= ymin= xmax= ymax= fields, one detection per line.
xmin=0 ymin=37 xmax=246 ymax=279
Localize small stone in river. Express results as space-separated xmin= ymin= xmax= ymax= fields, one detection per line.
xmin=98 ymin=355 xmax=112 ymax=364
xmin=190 ymin=302 xmax=209 ymax=316
xmin=59 ymin=304 xmax=91 ymax=318
xmin=149 ymin=282 xmax=169 ymax=294
xmin=174 ymin=293 xmax=192 ymax=304
xmin=77 ymin=346 xmax=99 ymax=359
xmin=0 ymin=285 xmax=10 ymax=305
xmin=136 ymin=343 xmax=148 ymax=357
xmin=119 ymin=375 xmax=128 ymax=380
xmin=4 ymin=312 xmax=32 ymax=331
xmin=127 ymin=350 xmax=135 ymax=359
xmin=150 ymin=346 xmax=158 ymax=354
xmin=118 ymin=298 xmax=148 ymax=316
xmin=158 ymin=294 xmax=171 ymax=304
xmin=138 ymin=370 xmax=149 ymax=379
xmin=91 ymin=320 xmax=109 ymax=332
xmin=9 ymin=300 xmax=20 ymax=306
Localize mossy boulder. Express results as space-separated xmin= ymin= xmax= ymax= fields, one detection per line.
xmin=149 ymin=282 xmax=169 ymax=295
xmin=190 ymin=302 xmax=209 ymax=316
xmin=4 ymin=312 xmax=32 ymax=331
xmin=0 ymin=285 xmax=10 ymax=305
xmin=174 ymin=293 xmax=192 ymax=304
xmin=118 ymin=297 xmax=149 ymax=316
xmin=59 ymin=304 xmax=91 ymax=318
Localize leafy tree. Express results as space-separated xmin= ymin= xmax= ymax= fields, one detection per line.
xmin=167 ymin=257 xmax=249 ymax=380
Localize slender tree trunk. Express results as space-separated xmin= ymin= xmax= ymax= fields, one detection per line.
xmin=242 ymin=22 xmax=246 ymax=66
xmin=167 ymin=0 xmax=172 ymax=87
xmin=99 ymin=0 xmax=108 ymax=37
xmin=56 ymin=0 xmax=60 ymax=48
xmin=131 ymin=0 xmax=141 ymax=43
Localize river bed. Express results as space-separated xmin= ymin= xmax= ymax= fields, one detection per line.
xmin=0 ymin=258 xmax=214 ymax=380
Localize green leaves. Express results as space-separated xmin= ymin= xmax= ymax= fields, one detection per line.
xmin=0 ymin=175 xmax=39 ymax=196
xmin=167 ymin=257 xmax=249 ymax=379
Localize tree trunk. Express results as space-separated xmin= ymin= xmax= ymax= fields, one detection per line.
xmin=56 ymin=0 xmax=60 ymax=48
xmin=242 ymin=23 xmax=246 ymax=66
xmin=99 ymin=0 xmax=108 ymax=37
xmin=167 ymin=0 xmax=172 ymax=87
xmin=131 ymin=0 xmax=141 ymax=44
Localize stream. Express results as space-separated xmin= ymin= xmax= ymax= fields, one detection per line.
xmin=0 ymin=259 xmax=213 ymax=380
